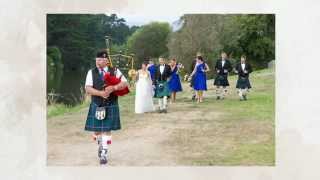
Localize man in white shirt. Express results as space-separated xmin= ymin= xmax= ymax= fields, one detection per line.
xmin=153 ymin=57 xmax=172 ymax=113
xmin=234 ymin=55 xmax=253 ymax=100
xmin=214 ymin=52 xmax=233 ymax=100
xmin=84 ymin=50 xmax=128 ymax=165
xmin=85 ymin=66 xmax=127 ymax=87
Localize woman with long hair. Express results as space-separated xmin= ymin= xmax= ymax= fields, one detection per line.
xmin=168 ymin=58 xmax=183 ymax=103
xmin=190 ymin=56 xmax=210 ymax=103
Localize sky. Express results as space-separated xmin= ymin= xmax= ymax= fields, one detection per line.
xmin=107 ymin=12 xmax=182 ymax=27
xmin=104 ymin=0 xmax=191 ymax=27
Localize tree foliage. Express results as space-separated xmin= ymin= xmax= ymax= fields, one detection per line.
xmin=236 ymin=14 xmax=275 ymax=67
xmin=47 ymin=46 xmax=63 ymax=91
xmin=127 ymin=22 xmax=171 ymax=67
xmin=47 ymin=14 xmax=138 ymax=72
xmin=167 ymin=14 xmax=275 ymax=77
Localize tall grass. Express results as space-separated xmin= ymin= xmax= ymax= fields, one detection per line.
xmin=47 ymin=86 xmax=89 ymax=118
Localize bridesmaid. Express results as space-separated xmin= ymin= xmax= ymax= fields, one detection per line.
xmin=168 ymin=58 xmax=183 ymax=103
xmin=191 ymin=56 xmax=210 ymax=103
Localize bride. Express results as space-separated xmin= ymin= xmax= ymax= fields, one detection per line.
xmin=135 ymin=61 xmax=155 ymax=114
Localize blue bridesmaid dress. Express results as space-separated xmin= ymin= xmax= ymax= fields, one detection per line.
xmin=193 ymin=63 xmax=207 ymax=91
xmin=168 ymin=66 xmax=183 ymax=92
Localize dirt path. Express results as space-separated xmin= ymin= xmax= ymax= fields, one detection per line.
xmin=47 ymin=97 xmax=222 ymax=166
xmin=47 ymin=71 xmax=275 ymax=166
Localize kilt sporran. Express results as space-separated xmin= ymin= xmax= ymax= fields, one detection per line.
xmin=95 ymin=106 xmax=107 ymax=120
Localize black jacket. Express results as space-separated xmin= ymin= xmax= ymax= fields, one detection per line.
xmin=153 ymin=64 xmax=172 ymax=84
xmin=235 ymin=62 xmax=253 ymax=78
xmin=215 ymin=59 xmax=232 ymax=75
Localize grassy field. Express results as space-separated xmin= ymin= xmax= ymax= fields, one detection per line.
xmin=47 ymin=101 xmax=89 ymax=118
xmin=47 ymin=68 xmax=274 ymax=166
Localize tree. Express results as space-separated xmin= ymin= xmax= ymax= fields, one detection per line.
xmin=47 ymin=46 xmax=63 ymax=92
xmin=168 ymin=14 xmax=241 ymax=78
xmin=127 ymin=22 xmax=171 ymax=67
xmin=47 ymin=14 xmax=139 ymax=102
xmin=167 ymin=14 xmax=275 ymax=74
xmin=236 ymin=14 xmax=275 ymax=67
xmin=47 ymin=14 xmax=139 ymax=72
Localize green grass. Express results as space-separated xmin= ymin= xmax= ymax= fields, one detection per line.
xmin=165 ymin=68 xmax=275 ymax=165
xmin=225 ymin=69 xmax=274 ymax=122
xmin=47 ymin=100 xmax=90 ymax=118
xmin=200 ymin=68 xmax=275 ymax=123
xmin=47 ymin=68 xmax=275 ymax=166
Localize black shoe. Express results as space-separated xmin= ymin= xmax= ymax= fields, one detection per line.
xmin=99 ymin=149 xmax=108 ymax=165
xmin=216 ymin=96 xmax=220 ymax=100
xmin=192 ymin=95 xmax=196 ymax=101
xmin=100 ymin=156 xmax=108 ymax=165
xmin=243 ymin=95 xmax=247 ymax=101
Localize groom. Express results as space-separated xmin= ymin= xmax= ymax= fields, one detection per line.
xmin=153 ymin=57 xmax=172 ymax=113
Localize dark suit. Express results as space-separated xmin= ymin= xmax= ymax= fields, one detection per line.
xmin=235 ymin=62 xmax=253 ymax=89
xmin=153 ymin=64 xmax=172 ymax=83
xmin=214 ymin=59 xmax=232 ymax=75
xmin=153 ymin=64 xmax=172 ymax=98
xmin=214 ymin=59 xmax=232 ymax=86
xmin=235 ymin=62 xmax=252 ymax=78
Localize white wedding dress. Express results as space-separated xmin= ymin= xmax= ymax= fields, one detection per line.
xmin=135 ymin=70 xmax=155 ymax=114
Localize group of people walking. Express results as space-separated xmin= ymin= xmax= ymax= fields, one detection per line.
xmin=83 ymin=49 xmax=253 ymax=165
xmin=190 ymin=52 xmax=253 ymax=102
xmin=134 ymin=51 xmax=253 ymax=114
xmin=134 ymin=57 xmax=183 ymax=114
xmin=213 ymin=52 xmax=253 ymax=101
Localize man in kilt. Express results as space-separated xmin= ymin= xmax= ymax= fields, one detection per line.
xmin=213 ymin=52 xmax=233 ymax=100
xmin=234 ymin=55 xmax=253 ymax=101
xmin=84 ymin=50 xmax=129 ymax=165
xmin=153 ymin=57 xmax=172 ymax=113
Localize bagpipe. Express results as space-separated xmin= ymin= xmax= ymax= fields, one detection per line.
xmin=104 ymin=35 xmax=137 ymax=89
xmin=103 ymin=71 xmax=130 ymax=96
